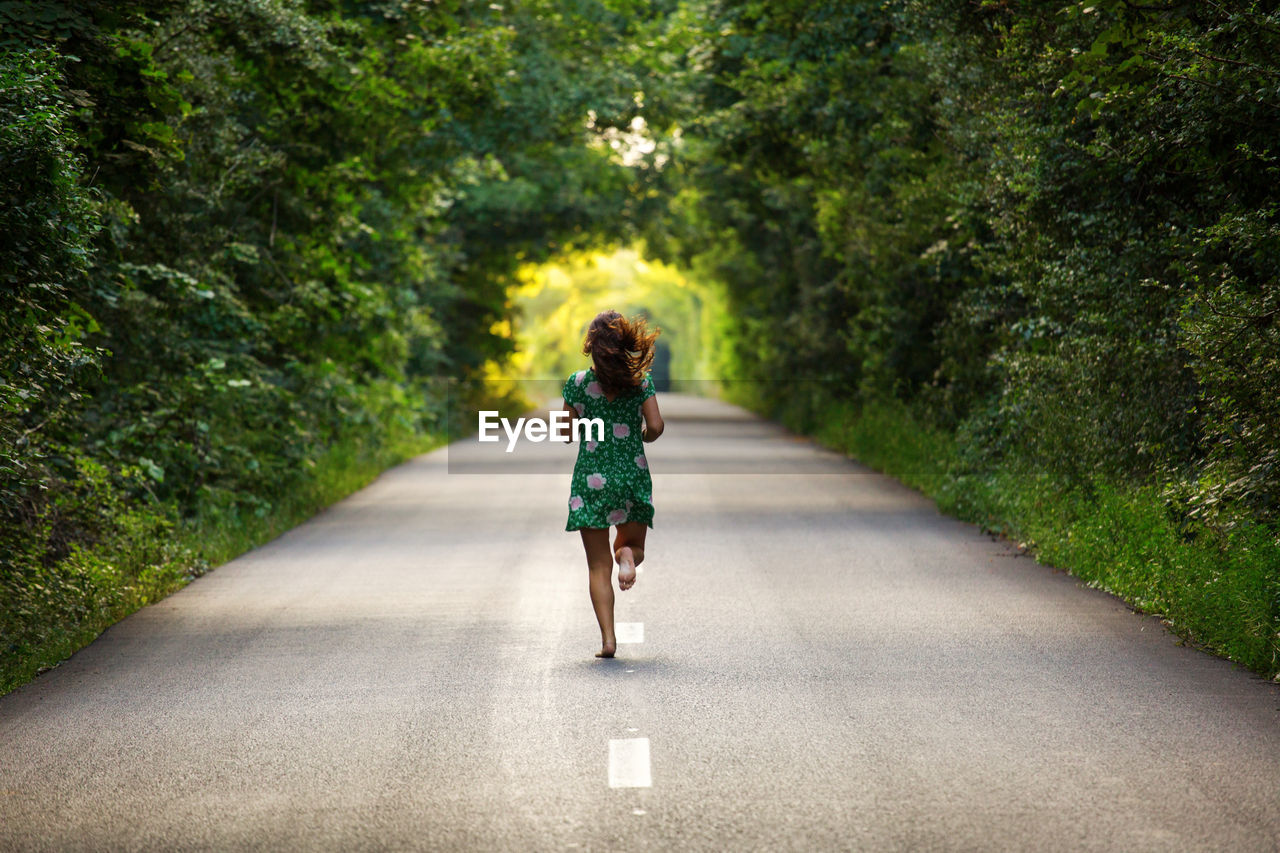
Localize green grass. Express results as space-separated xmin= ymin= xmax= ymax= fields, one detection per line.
xmin=0 ymin=425 xmax=444 ymax=696
xmin=189 ymin=425 xmax=443 ymax=571
xmin=754 ymin=392 xmax=1280 ymax=680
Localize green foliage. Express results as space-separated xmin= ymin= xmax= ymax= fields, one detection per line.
xmin=0 ymin=46 xmax=100 ymax=519
xmin=796 ymin=396 xmax=1280 ymax=677
xmin=1 ymin=0 xmax=652 ymax=691
xmin=509 ymin=246 xmax=728 ymax=391
xmin=6 ymin=0 xmax=1280 ymax=685
xmin=650 ymin=0 xmax=1280 ymax=675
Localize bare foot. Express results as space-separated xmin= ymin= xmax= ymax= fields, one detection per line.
xmin=596 ymin=643 xmax=616 ymax=659
xmin=616 ymin=547 xmax=637 ymax=591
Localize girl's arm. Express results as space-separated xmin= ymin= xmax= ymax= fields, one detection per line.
xmin=640 ymin=396 xmax=664 ymax=443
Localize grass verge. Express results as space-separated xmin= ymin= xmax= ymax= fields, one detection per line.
xmin=759 ymin=393 xmax=1280 ymax=681
xmin=0 ymin=425 xmax=444 ymax=696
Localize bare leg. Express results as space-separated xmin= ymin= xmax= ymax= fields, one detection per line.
xmin=612 ymin=521 xmax=648 ymax=591
xmin=579 ymin=528 xmax=616 ymax=657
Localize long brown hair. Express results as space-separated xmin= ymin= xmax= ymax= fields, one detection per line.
xmin=582 ymin=310 xmax=659 ymax=398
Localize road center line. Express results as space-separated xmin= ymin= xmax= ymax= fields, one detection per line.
xmin=615 ymin=622 xmax=644 ymax=643
xmin=608 ymin=738 xmax=652 ymax=788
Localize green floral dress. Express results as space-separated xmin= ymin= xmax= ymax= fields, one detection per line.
xmin=563 ymin=367 xmax=656 ymax=531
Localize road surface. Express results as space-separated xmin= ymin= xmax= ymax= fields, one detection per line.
xmin=2 ymin=393 xmax=1278 ymax=851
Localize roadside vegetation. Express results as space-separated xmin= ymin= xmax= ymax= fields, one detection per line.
xmin=645 ymin=1 xmax=1280 ymax=678
xmin=4 ymin=0 xmax=1278 ymax=690
xmin=0 ymin=0 xmax=657 ymax=693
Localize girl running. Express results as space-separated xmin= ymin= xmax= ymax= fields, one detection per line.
xmin=561 ymin=310 xmax=664 ymax=658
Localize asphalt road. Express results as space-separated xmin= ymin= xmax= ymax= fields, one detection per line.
xmin=2 ymin=393 xmax=1278 ymax=852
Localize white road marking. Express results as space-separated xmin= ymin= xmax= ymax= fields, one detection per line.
xmin=616 ymin=622 xmax=644 ymax=643
xmin=609 ymin=738 xmax=652 ymax=788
